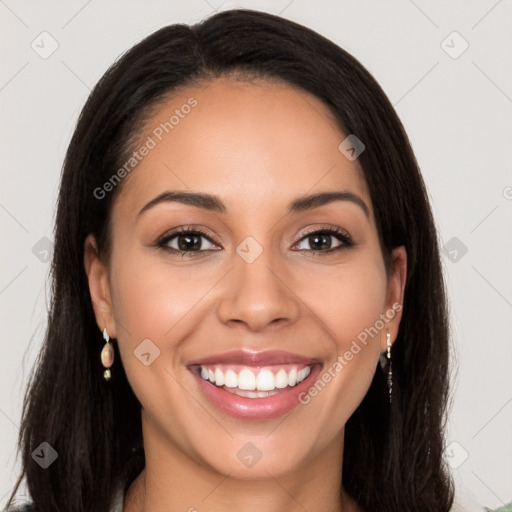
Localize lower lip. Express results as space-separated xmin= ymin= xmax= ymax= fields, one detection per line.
xmin=190 ymin=364 xmax=323 ymax=420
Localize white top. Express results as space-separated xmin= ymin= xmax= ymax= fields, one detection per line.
xmin=111 ymin=485 xmax=124 ymax=512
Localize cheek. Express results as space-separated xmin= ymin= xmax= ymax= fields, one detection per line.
xmin=292 ymin=254 xmax=387 ymax=396
xmin=276 ymin=255 xmax=389 ymax=444
xmin=292 ymin=254 xmax=388 ymax=350
xmin=110 ymin=249 xmax=218 ymax=340
xmin=108 ymin=252 xmax=190 ymax=417
xmin=108 ymin=248 xmax=226 ymax=408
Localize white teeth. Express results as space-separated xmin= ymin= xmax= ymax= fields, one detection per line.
xmin=198 ymin=364 xmax=313 ymax=392
xmin=238 ymin=369 xmax=256 ymax=390
xmin=214 ymin=368 xmax=224 ymax=386
xmin=275 ymin=369 xmax=289 ymax=388
xmin=256 ymin=370 xmax=275 ymax=391
xmin=224 ymin=387 xmax=281 ymax=399
xmin=298 ymin=366 xmax=311 ymax=383
xmin=224 ymin=369 xmax=238 ymax=388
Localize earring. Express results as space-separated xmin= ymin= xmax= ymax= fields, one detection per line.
xmin=101 ymin=327 xmax=114 ymax=381
xmin=386 ymin=331 xmax=393 ymax=404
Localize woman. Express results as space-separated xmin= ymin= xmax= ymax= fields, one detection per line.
xmin=4 ymin=8 xmax=509 ymax=512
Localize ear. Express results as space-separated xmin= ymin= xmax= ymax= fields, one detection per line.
xmin=380 ymin=245 xmax=407 ymax=352
xmin=84 ymin=234 xmax=117 ymax=339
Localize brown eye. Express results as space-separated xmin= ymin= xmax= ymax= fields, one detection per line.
xmin=157 ymin=228 xmax=219 ymax=257
xmin=293 ymin=228 xmax=352 ymax=253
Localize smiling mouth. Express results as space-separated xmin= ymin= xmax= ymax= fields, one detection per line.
xmin=190 ymin=363 xmax=313 ymax=398
xmin=187 ymin=349 xmax=323 ymax=419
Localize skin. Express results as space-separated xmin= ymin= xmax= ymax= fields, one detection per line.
xmin=84 ymin=78 xmax=407 ymax=512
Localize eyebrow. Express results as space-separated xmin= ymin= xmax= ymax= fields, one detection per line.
xmin=137 ymin=190 xmax=370 ymax=219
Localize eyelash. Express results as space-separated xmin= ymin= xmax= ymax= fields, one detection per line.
xmin=156 ymin=225 xmax=353 ymax=258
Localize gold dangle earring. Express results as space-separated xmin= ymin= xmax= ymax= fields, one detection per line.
xmin=101 ymin=327 xmax=114 ymax=381
xmin=386 ymin=330 xmax=392 ymax=404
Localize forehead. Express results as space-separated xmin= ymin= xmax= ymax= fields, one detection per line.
xmin=115 ymin=78 xmax=372 ymax=219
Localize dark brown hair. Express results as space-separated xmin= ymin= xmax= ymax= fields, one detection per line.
xmin=6 ymin=8 xmax=454 ymax=511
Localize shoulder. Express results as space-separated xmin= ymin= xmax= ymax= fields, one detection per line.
xmin=2 ymin=504 xmax=37 ymax=512
xmin=450 ymin=497 xmax=512 ymax=512
xmin=484 ymin=504 xmax=512 ymax=512
xmin=450 ymin=486 xmax=512 ymax=512
xmin=2 ymin=483 xmax=125 ymax=512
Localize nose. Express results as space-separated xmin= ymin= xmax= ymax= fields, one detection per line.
xmin=216 ymin=249 xmax=301 ymax=332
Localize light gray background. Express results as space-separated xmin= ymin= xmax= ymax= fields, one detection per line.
xmin=1 ymin=0 xmax=511 ymax=509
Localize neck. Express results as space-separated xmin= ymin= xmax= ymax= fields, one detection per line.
xmin=123 ymin=412 xmax=360 ymax=512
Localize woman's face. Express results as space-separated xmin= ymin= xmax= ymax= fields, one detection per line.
xmin=85 ymin=78 xmax=406 ymax=480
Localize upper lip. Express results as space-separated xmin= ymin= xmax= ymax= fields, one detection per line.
xmin=187 ymin=349 xmax=320 ymax=367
